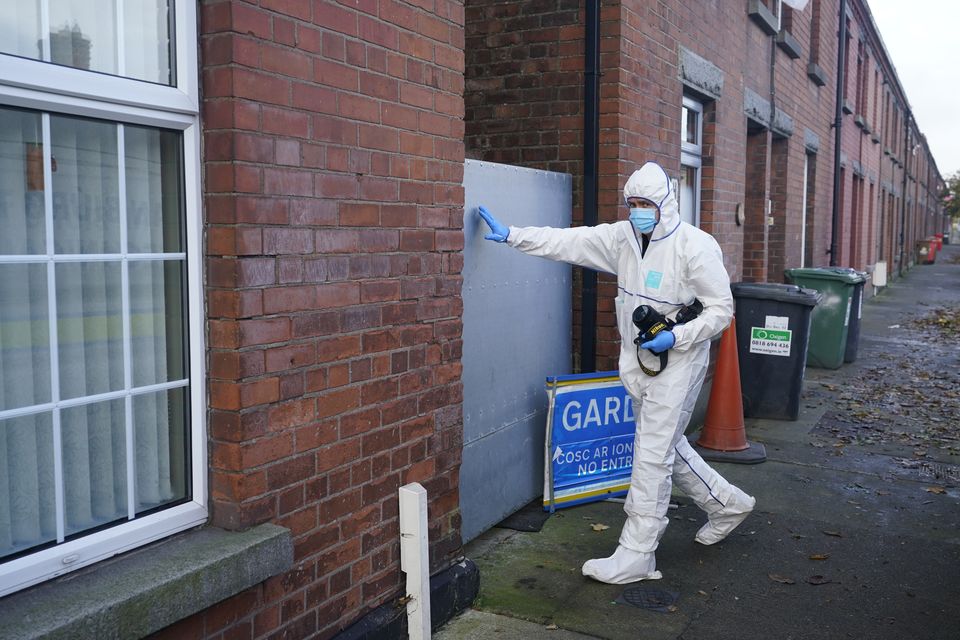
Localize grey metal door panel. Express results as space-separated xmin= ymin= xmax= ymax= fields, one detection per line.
xmin=461 ymin=160 xmax=572 ymax=543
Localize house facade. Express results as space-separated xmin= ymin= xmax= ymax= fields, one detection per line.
xmin=0 ymin=1 xmax=943 ymax=639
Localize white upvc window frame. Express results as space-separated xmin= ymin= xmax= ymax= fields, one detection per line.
xmin=680 ymin=95 xmax=704 ymax=228
xmin=0 ymin=0 xmax=206 ymax=597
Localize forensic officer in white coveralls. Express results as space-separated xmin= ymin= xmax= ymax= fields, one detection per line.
xmin=478 ymin=161 xmax=756 ymax=584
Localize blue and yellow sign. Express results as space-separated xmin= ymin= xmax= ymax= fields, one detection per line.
xmin=542 ymin=371 xmax=636 ymax=511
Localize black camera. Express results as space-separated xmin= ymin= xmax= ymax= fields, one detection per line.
xmin=631 ymin=299 xmax=702 ymax=345
xmin=631 ymin=299 xmax=703 ymax=376
xmin=632 ymin=305 xmax=672 ymax=345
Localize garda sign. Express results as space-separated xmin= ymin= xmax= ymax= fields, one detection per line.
xmin=542 ymin=371 xmax=635 ymax=511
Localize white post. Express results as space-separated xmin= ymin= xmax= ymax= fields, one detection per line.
xmin=399 ymin=482 xmax=431 ymax=640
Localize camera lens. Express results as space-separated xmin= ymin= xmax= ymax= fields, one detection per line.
xmin=632 ymin=305 xmax=651 ymax=328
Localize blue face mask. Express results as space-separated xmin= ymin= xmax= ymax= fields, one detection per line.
xmin=629 ymin=207 xmax=658 ymax=233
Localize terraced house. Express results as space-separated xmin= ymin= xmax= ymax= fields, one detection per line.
xmin=0 ymin=1 xmax=944 ymax=639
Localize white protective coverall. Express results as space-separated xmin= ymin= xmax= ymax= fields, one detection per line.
xmin=505 ymin=161 xmax=755 ymax=584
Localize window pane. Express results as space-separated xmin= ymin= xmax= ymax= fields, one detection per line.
xmin=62 ymin=399 xmax=127 ymax=537
xmin=0 ymin=4 xmax=41 ymax=61
xmin=125 ymin=126 xmax=183 ymax=253
xmin=0 ymin=264 xmax=51 ymax=411
xmin=56 ymin=262 xmax=124 ymax=400
xmin=684 ymin=106 xmax=698 ymax=145
xmin=51 ymin=116 xmax=120 ymax=255
xmin=48 ymin=0 xmax=117 ymax=76
xmin=0 ymin=412 xmax=56 ymax=560
xmin=135 ymin=386 xmax=188 ymax=513
xmin=130 ymin=260 xmax=186 ymax=387
xmin=123 ymin=0 xmax=174 ymax=85
xmin=0 ymin=107 xmax=46 ymax=255
xmin=0 ymin=1 xmax=174 ymax=85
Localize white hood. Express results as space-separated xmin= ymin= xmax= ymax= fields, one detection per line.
xmin=622 ymin=161 xmax=680 ymax=241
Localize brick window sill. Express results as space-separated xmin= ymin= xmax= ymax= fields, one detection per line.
xmin=0 ymin=524 xmax=293 ymax=640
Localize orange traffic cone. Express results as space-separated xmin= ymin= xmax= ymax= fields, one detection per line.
xmin=691 ymin=320 xmax=766 ymax=464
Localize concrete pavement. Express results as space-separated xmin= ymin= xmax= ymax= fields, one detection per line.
xmin=437 ymin=243 xmax=960 ymax=640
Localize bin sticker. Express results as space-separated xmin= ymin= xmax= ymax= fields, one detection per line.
xmin=750 ymin=327 xmax=792 ymax=357
xmin=844 ymin=297 xmax=851 ymax=327
xmin=764 ymin=315 xmax=789 ymax=330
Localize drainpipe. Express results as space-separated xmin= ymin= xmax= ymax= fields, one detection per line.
xmin=897 ymin=111 xmax=911 ymax=275
xmin=829 ymin=0 xmax=848 ymax=266
xmin=580 ymin=0 xmax=600 ymax=372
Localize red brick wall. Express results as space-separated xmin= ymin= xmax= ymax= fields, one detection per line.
xmin=835 ymin=0 xmax=938 ymax=275
xmin=743 ymin=128 xmax=771 ymax=282
xmin=463 ymin=0 xmax=847 ymax=364
xmin=160 ymin=2 xmax=467 ymax=638
xmin=767 ymin=136 xmax=789 ymax=281
xmin=464 ymin=0 xmax=585 ymax=201
xmin=775 ymin=0 xmax=839 ymax=271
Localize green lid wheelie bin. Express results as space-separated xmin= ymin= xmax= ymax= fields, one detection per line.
xmin=783 ymin=267 xmax=864 ymax=369
xmin=799 ymin=267 xmax=867 ymax=363
xmin=831 ymin=268 xmax=867 ymax=363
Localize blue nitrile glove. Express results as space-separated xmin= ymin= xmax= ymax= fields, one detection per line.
xmin=640 ymin=330 xmax=675 ymax=354
xmin=478 ymin=205 xmax=509 ymax=243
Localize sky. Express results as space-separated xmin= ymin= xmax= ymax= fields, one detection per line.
xmin=866 ymin=0 xmax=960 ymax=179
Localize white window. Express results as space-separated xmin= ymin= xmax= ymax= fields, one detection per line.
xmin=680 ymin=96 xmax=703 ymax=227
xmin=0 ymin=0 xmax=204 ymax=597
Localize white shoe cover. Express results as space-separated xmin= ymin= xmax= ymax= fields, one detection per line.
xmin=695 ymin=490 xmax=756 ymax=545
xmin=581 ymin=545 xmax=663 ymax=584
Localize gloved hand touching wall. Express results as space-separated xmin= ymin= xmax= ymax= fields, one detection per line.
xmin=640 ymin=330 xmax=675 ymax=354
xmin=478 ymin=205 xmax=509 ymax=242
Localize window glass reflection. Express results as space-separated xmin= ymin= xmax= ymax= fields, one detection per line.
xmin=0 ymin=1 xmax=173 ymax=85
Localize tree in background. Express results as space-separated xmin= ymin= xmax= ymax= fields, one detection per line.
xmin=944 ymin=170 xmax=960 ymax=220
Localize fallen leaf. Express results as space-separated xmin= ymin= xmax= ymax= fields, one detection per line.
xmin=822 ymin=530 xmax=843 ymax=537
xmin=697 ymin=590 xmax=708 ymax=596
xmin=768 ymin=573 xmax=796 ymax=584
xmin=809 ymin=554 xmax=830 ymax=561
xmin=590 ymin=523 xmax=610 ymax=532
xmin=667 ymin=605 xmax=679 ymax=613
xmin=806 ymin=575 xmax=833 ymax=585
xmin=925 ymin=486 xmax=947 ymax=495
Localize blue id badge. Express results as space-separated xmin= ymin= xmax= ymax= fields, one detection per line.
xmin=645 ymin=270 xmax=663 ymax=290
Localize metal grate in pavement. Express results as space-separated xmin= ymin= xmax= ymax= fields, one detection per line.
xmin=616 ymin=586 xmax=679 ymax=612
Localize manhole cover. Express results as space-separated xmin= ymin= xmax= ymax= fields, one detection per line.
xmin=616 ymin=586 xmax=679 ymax=612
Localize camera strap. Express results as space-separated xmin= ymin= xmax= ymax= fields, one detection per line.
xmin=635 ymin=343 xmax=668 ymax=377
xmin=631 ymin=299 xmax=700 ymax=377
